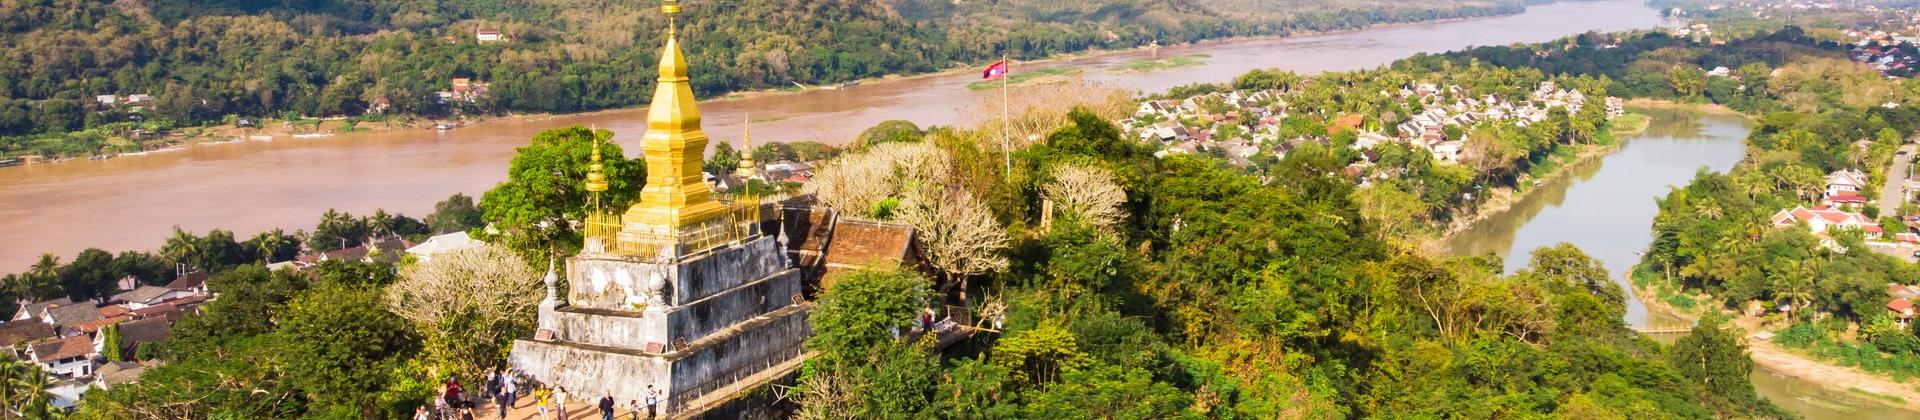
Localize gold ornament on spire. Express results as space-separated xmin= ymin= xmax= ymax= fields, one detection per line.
xmin=585 ymin=136 xmax=608 ymax=202
xmin=737 ymin=114 xmax=758 ymax=179
xmin=615 ymin=0 xmax=731 ymax=255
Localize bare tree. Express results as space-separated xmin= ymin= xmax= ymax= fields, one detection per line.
xmin=1042 ymin=164 xmax=1127 ymax=232
xmin=387 ymin=244 xmax=541 ymax=380
xmin=898 ymin=183 xmax=1009 ymax=301
xmin=805 ymin=142 xmax=951 ymax=218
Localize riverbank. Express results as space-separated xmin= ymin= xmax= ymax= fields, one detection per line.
xmin=1432 ymin=141 xmax=1622 ymax=242
xmin=1633 ymin=266 xmax=1920 ymax=412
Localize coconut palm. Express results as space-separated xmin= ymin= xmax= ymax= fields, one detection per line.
xmin=1768 ymin=259 xmax=1817 ymax=323
xmin=161 ymin=226 xmax=202 ymax=271
xmin=10 ymin=255 xmax=63 ymax=303
xmin=249 ymin=229 xmax=294 ymax=263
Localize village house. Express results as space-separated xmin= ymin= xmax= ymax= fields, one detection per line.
xmin=1890 ymin=297 xmax=1915 ymax=327
xmin=1826 ymin=169 xmax=1869 ymax=198
xmin=1770 ymin=205 xmax=1883 ymax=237
xmin=476 ymin=28 xmax=506 ymax=43
xmin=12 ymin=298 xmax=72 ymax=322
xmin=29 ymin=336 xmax=96 ymax=378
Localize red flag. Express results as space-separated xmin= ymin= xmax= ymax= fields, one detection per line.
xmin=981 ymin=60 xmax=1008 ymax=79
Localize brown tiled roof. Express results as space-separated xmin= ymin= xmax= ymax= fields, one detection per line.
xmin=30 ymin=336 xmax=92 ymax=361
xmin=781 ymin=207 xmax=833 ymax=254
xmin=0 ymin=321 xmax=55 ymax=347
xmin=118 ymin=317 xmax=172 ymax=349
xmin=822 ymin=220 xmax=916 ymax=284
xmin=74 ymin=315 xmax=130 ymax=334
xmin=130 ymin=303 xmax=178 ymax=320
xmin=165 ymin=271 xmax=208 ymax=292
xmin=98 ymin=305 xmax=131 ymax=318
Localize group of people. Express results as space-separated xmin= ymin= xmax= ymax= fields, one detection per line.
xmin=412 ymin=365 xmax=664 ymax=420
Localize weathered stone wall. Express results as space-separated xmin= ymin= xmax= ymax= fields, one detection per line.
xmin=507 ymin=340 xmax=671 ymax=403
xmin=566 ymin=236 xmax=786 ymax=311
xmin=509 ymin=306 xmax=810 ymax=408
xmin=663 ymin=306 xmax=812 ymax=394
xmin=547 ymin=268 xmax=798 ymax=349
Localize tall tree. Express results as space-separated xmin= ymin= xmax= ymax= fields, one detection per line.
xmin=480 ymin=126 xmax=643 ymax=264
xmin=424 ymin=193 xmax=484 ymax=234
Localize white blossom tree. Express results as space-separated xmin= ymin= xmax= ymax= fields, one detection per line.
xmin=1042 ymin=163 xmax=1127 ymax=232
xmin=387 ymin=244 xmax=541 ymax=381
xmin=898 ymin=183 xmax=1009 ymax=301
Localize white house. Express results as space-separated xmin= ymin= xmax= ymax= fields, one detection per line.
xmin=1827 ymin=169 xmax=1868 ymax=197
xmin=1770 ymin=205 xmax=1883 ymax=237
xmin=28 ymin=336 xmax=96 ymax=378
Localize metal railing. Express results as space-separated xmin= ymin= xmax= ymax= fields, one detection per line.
xmin=583 ymin=195 xmax=766 ymax=258
xmin=665 ymin=346 xmax=807 ymax=415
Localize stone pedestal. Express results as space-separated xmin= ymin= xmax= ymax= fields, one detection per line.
xmin=510 ymin=235 xmax=809 ymax=412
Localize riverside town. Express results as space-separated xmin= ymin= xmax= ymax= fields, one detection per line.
xmin=6 ymin=0 xmax=1920 ymax=419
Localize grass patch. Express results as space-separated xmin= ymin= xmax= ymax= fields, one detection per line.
xmin=1110 ymin=54 xmax=1208 ymax=74
xmin=1609 ymin=112 xmax=1652 ymax=136
xmin=1662 ymin=293 xmax=1697 ymax=311
xmin=1847 ymin=387 xmax=1908 ymax=405
xmin=1776 ymin=323 xmax=1920 ymax=382
xmin=1523 ymin=144 xmax=1581 ymax=182
xmin=966 ymin=66 xmax=1083 ymax=90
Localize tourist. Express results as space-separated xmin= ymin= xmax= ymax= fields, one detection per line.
xmin=599 ymin=393 xmax=616 ymax=420
xmin=415 ymin=405 xmax=431 ymax=420
xmin=644 ymin=385 xmax=660 ymax=419
xmin=534 ymin=386 xmax=552 ymax=420
xmin=484 ymin=368 xmax=501 ymax=400
xmin=627 ymin=399 xmax=641 ymax=420
xmin=434 ymin=392 xmax=451 ymax=419
xmin=494 ymin=388 xmax=511 ymax=419
xmin=503 ymin=374 xmax=519 ymax=409
xmin=555 ymin=387 xmax=570 ymax=420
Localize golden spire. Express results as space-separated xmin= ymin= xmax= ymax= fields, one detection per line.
xmin=618 ymin=0 xmax=729 ymax=253
xmin=585 ymin=134 xmax=608 ymax=208
xmin=737 ymin=114 xmax=758 ymax=179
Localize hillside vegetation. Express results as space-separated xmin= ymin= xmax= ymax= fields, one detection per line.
xmin=0 ymin=0 xmax=1529 ymax=157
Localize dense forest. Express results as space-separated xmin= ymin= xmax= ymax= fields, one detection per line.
xmin=0 ymin=0 xmax=1534 ymax=157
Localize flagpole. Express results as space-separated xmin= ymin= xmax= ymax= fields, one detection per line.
xmin=1001 ymin=52 xmax=1011 ymax=177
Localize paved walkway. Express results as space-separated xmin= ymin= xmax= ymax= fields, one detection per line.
xmin=1879 ymin=144 xmax=1914 ymax=217
xmin=457 ymin=396 xmax=659 ymax=420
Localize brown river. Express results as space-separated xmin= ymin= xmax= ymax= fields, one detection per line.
xmin=0 ymin=1 xmax=1912 ymax=416
xmin=0 ymin=0 xmax=1666 ymax=271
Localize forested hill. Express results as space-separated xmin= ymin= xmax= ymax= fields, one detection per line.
xmin=0 ymin=0 xmax=1525 ymax=152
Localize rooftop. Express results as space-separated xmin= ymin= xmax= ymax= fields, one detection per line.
xmin=30 ymin=336 xmax=93 ymax=362
xmin=112 ymin=285 xmax=175 ymax=304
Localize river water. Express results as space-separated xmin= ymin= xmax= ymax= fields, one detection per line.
xmin=0 ymin=0 xmax=1668 ymax=271
xmin=1445 ymin=108 xmax=1918 ymax=419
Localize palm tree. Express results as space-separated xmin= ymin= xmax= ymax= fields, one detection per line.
xmin=366 ymin=209 xmax=398 ymax=242
xmin=161 ymin=226 xmax=202 ymax=271
xmin=249 ymin=229 xmax=292 ymax=263
xmin=0 ymin=355 xmax=22 ymax=419
xmin=12 ymin=255 xmax=62 ymax=303
xmin=1769 ymin=259 xmax=1817 ymax=323
xmin=13 ymin=368 xmax=51 ymax=419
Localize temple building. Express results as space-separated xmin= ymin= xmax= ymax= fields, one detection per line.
xmin=509 ymin=0 xmax=812 ymax=415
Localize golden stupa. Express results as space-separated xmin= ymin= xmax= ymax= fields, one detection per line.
xmin=615 ymin=0 xmax=732 ymax=254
